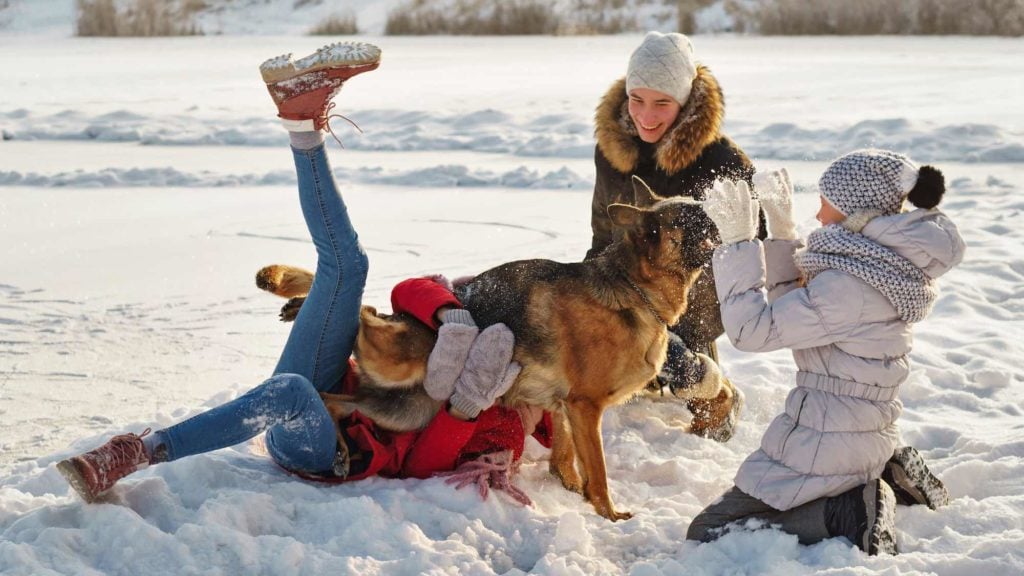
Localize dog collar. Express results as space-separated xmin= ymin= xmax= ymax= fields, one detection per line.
xmin=623 ymin=275 xmax=668 ymax=326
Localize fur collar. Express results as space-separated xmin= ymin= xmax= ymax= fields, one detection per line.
xmin=594 ymin=66 xmax=725 ymax=174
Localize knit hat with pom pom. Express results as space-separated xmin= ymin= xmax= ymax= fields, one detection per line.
xmin=819 ymin=149 xmax=945 ymax=232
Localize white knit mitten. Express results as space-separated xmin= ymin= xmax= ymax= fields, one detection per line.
xmin=423 ymin=311 xmax=479 ymax=401
xmin=754 ymin=168 xmax=798 ymax=240
xmin=450 ymin=324 xmax=521 ymax=418
xmin=704 ymin=180 xmax=759 ymax=245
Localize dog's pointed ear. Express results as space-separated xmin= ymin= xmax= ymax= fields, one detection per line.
xmin=631 ymin=175 xmax=661 ymax=207
xmin=608 ymin=203 xmax=644 ymax=230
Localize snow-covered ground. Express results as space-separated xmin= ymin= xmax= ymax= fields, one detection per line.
xmin=2 ymin=34 xmax=1023 ymax=575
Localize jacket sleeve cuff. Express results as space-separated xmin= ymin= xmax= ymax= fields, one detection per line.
xmin=391 ymin=277 xmax=463 ymax=329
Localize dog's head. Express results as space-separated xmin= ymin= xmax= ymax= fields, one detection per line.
xmin=354 ymin=306 xmax=437 ymax=388
xmin=607 ymin=176 xmax=717 ymax=274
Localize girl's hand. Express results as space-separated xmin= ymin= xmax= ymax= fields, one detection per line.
xmin=449 ymin=324 xmax=521 ymax=419
xmin=704 ymin=180 xmax=759 ymax=245
xmin=755 ymin=168 xmax=798 ymax=240
xmin=424 ymin=314 xmax=479 ymax=402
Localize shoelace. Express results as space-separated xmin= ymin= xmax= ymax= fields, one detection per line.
xmin=322 ymin=101 xmax=362 ymax=148
xmin=436 ymin=450 xmax=532 ymax=507
xmin=100 ymin=427 xmax=151 ymax=467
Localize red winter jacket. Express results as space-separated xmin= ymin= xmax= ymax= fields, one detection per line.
xmin=301 ymin=277 xmax=551 ymax=484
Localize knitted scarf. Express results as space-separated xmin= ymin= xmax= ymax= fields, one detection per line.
xmin=794 ymin=224 xmax=936 ymax=323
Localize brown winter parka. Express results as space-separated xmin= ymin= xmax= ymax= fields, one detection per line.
xmin=586 ymin=66 xmax=756 ymax=355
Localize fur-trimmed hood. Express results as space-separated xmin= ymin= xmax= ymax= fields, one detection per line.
xmin=595 ymin=66 xmax=726 ymax=174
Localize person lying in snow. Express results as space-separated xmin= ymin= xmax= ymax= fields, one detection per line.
xmin=688 ymin=151 xmax=966 ymax=555
xmin=57 ymin=41 xmax=549 ymax=506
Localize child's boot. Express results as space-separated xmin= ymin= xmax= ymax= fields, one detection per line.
xmin=57 ymin=429 xmax=152 ymax=503
xmin=686 ymin=378 xmax=743 ymax=443
xmin=881 ymin=446 xmax=950 ymax=509
xmin=825 ymin=478 xmax=898 ymax=556
xmin=260 ymin=42 xmax=381 ymax=132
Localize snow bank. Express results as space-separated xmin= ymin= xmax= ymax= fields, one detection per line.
xmin=5 ymin=109 xmax=1023 ymax=171
xmin=0 ymin=163 xmax=588 ymax=190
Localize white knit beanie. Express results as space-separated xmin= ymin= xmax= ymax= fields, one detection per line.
xmin=626 ymin=32 xmax=698 ymax=105
xmin=819 ymin=149 xmax=920 ymax=230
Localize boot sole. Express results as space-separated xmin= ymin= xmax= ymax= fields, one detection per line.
xmin=57 ymin=459 xmax=98 ymax=503
xmin=260 ymin=42 xmax=382 ymax=84
xmin=864 ymin=480 xmax=898 ymax=556
xmin=889 ymin=446 xmax=949 ymax=509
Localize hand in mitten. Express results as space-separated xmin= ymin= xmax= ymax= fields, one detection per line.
xmin=423 ymin=309 xmax=479 ymax=401
xmin=657 ymin=331 xmax=705 ymax=395
xmin=753 ymin=168 xmax=798 ymax=240
xmin=450 ymin=323 xmax=522 ymax=419
xmin=688 ymin=352 xmax=726 ymax=400
xmin=703 ymin=180 xmax=759 ymax=245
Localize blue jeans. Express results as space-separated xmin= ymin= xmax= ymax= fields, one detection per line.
xmin=159 ymin=144 xmax=368 ymax=474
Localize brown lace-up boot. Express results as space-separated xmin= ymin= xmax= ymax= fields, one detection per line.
xmin=57 ymin=429 xmax=152 ymax=503
xmin=260 ymin=42 xmax=381 ymax=131
xmin=686 ymin=378 xmax=743 ymax=442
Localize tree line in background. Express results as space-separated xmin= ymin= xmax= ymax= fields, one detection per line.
xmin=74 ymin=0 xmax=1024 ymax=37
xmin=76 ymin=0 xmax=204 ymax=36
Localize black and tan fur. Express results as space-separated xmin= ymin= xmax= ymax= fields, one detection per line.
xmin=255 ymin=265 xmax=442 ymax=434
xmin=589 ymin=66 xmax=757 ymax=360
xmin=255 ymin=177 xmax=715 ymax=520
xmin=455 ymin=177 xmax=714 ymax=520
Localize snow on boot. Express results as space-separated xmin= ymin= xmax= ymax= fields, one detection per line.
xmin=260 ymin=42 xmax=381 ymax=132
xmin=686 ymin=378 xmax=743 ymax=443
xmin=882 ymin=446 xmax=950 ymax=509
xmin=57 ymin=429 xmax=152 ymax=503
xmin=826 ymin=479 xmax=898 ymax=556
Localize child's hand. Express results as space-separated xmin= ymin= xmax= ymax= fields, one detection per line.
xmin=450 ymin=324 xmax=521 ymax=418
xmin=424 ymin=314 xmax=479 ymax=401
xmin=755 ymin=168 xmax=798 ymax=240
xmin=704 ymin=180 xmax=759 ymax=245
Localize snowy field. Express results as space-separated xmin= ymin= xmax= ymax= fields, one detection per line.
xmin=2 ymin=34 xmax=1024 ymax=575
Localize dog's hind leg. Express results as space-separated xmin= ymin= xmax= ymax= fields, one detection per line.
xmin=565 ymin=398 xmax=632 ymax=521
xmin=549 ymin=409 xmax=584 ymax=495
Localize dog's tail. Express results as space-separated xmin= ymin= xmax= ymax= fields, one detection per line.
xmin=256 ymin=264 xmax=314 ymax=298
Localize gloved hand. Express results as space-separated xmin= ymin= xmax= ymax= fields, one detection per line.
xmin=450 ymin=323 xmax=522 ymax=419
xmin=703 ymin=180 xmax=759 ymax=245
xmin=657 ymin=331 xmax=706 ymax=395
xmin=754 ymin=168 xmax=798 ymax=240
xmin=423 ymin=308 xmax=479 ymax=401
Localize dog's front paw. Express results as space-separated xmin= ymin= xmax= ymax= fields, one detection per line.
xmin=599 ymin=507 xmax=633 ymax=522
xmin=550 ymin=460 xmax=585 ymax=494
xmin=279 ymin=297 xmax=306 ymax=322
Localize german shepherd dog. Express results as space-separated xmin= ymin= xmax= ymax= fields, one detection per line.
xmin=257 ymin=176 xmax=716 ymax=520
